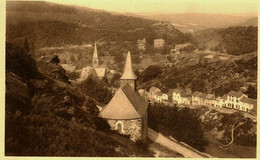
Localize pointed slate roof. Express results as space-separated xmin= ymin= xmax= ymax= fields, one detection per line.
xmin=99 ymin=83 xmax=148 ymax=119
xmin=93 ymin=42 xmax=98 ymax=58
xmin=120 ymin=51 xmax=137 ymax=80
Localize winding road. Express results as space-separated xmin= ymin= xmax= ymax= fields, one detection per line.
xmin=148 ymin=128 xmax=212 ymax=158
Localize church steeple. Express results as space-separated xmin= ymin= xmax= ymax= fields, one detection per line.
xmin=120 ymin=51 xmax=137 ymax=90
xmin=92 ymin=42 xmax=99 ymax=68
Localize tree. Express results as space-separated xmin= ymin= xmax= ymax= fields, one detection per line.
xmin=78 ymin=75 xmax=113 ymax=104
xmin=245 ymin=85 xmax=257 ymax=99
xmin=220 ymin=112 xmax=245 ymax=148
xmin=114 ymin=53 xmax=124 ymax=63
xmin=142 ymin=65 xmax=162 ymax=82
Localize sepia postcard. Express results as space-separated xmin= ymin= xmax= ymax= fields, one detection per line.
xmin=1 ymin=0 xmax=259 ymax=159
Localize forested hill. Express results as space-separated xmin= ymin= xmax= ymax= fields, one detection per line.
xmin=6 ymin=1 xmax=194 ymax=51
xmin=194 ymin=26 xmax=257 ymax=55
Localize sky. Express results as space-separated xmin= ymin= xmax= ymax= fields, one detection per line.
xmin=43 ymin=0 xmax=258 ymax=15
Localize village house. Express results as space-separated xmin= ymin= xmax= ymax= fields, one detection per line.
xmin=149 ymin=86 xmax=161 ymax=101
xmin=138 ymin=89 xmax=149 ymax=100
xmin=240 ymin=97 xmax=257 ymax=113
xmin=172 ymin=89 xmax=182 ymax=104
xmin=181 ymin=93 xmax=192 ymax=105
xmin=154 ymin=92 xmax=168 ymax=103
xmin=137 ymin=38 xmax=146 ymax=51
xmin=192 ymin=91 xmax=207 ymax=106
xmin=171 ymin=89 xmax=191 ymax=105
xmin=226 ymin=91 xmax=247 ymax=110
xmin=99 ymin=51 xmax=148 ymax=142
xmin=213 ymin=95 xmax=227 ymax=108
xmin=175 ymin=43 xmax=192 ymax=54
xmin=205 ymin=94 xmax=215 ymax=107
xmin=154 ymin=39 xmax=165 ymax=48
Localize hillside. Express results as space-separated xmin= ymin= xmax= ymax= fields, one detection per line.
xmin=136 ymin=51 xmax=257 ymax=98
xmin=5 ymin=43 xmax=153 ymax=156
xmin=6 ymin=1 xmax=194 ymax=51
xmin=239 ymin=17 xmax=257 ymax=26
xmin=137 ymin=13 xmax=252 ymax=33
xmin=194 ymin=26 xmax=257 ymax=55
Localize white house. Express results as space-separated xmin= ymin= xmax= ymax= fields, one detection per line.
xmin=192 ymin=91 xmax=206 ymax=106
xmin=214 ymin=95 xmax=227 ymax=108
xmin=172 ymin=89 xmax=191 ymax=105
xmin=172 ymin=89 xmax=182 ymax=104
xmin=154 ymin=92 xmax=168 ymax=103
xmin=226 ymin=91 xmax=247 ymax=110
xmin=149 ymin=86 xmax=161 ymax=101
xmin=154 ymin=39 xmax=165 ymax=48
xmin=239 ymin=97 xmax=257 ymax=113
xmin=205 ymin=94 xmax=215 ymax=107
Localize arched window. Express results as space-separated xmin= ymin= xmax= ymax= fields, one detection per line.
xmin=115 ymin=121 xmax=124 ymax=133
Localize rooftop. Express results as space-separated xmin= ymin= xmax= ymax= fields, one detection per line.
xmin=99 ymin=84 xmax=148 ymax=119
xmin=149 ymin=86 xmax=161 ymax=93
xmin=172 ymin=88 xmax=182 ymax=94
xmin=155 ymin=92 xmax=165 ymax=96
xmin=227 ymin=90 xmax=245 ymax=97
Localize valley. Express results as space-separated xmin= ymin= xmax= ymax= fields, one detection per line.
xmin=4 ymin=1 xmax=257 ymax=158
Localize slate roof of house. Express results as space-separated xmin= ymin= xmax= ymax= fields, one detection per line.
xmin=206 ymin=94 xmax=215 ymax=99
xmin=154 ymin=92 xmax=164 ymax=96
xmin=99 ymin=62 xmax=110 ymax=71
xmin=149 ymin=86 xmax=161 ymax=93
xmin=221 ymin=94 xmax=228 ymax=100
xmin=240 ymin=97 xmax=257 ymax=106
xmin=181 ymin=93 xmax=191 ymax=98
xmin=120 ymin=51 xmax=137 ymax=80
xmin=99 ymin=83 xmax=148 ymax=119
xmin=227 ymin=90 xmax=244 ymax=97
xmin=192 ymin=91 xmax=202 ymax=97
xmin=172 ymin=89 xmax=182 ymax=94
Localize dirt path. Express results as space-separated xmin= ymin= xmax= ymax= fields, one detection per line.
xmin=148 ymin=128 xmax=210 ymax=158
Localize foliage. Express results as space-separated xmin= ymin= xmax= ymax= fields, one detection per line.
xmin=78 ymin=75 xmax=113 ymax=104
xmin=180 ymin=45 xmax=196 ymax=53
xmin=114 ymin=53 xmax=125 ymax=63
xmin=141 ymin=65 xmax=162 ymax=82
xmin=244 ymin=85 xmax=257 ymax=99
xmin=220 ymin=112 xmax=256 ymax=147
xmin=6 ymin=1 xmax=195 ymax=55
xmin=218 ymin=26 xmax=257 ymax=55
xmin=148 ymin=104 xmax=208 ymax=152
xmin=66 ymin=71 xmax=80 ymax=81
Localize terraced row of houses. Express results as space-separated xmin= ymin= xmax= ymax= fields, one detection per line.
xmin=139 ymin=87 xmax=257 ymax=114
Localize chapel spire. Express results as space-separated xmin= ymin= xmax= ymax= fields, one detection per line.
xmin=120 ymin=51 xmax=137 ymax=90
xmin=92 ymin=41 xmax=99 ymax=68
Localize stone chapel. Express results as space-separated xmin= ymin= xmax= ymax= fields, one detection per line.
xmin=99 ymin=51 xmax=148 ymax=142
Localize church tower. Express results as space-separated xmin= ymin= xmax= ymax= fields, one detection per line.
xmin=92 ymin=42 xmax=99 ymax=68
xmin=120 ymin=51 xmax=137 ymax=90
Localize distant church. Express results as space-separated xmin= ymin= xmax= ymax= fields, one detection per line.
xmin=78 ymin=42 xmax=107 ymax=81
xmin=99 ymin=51 xmax=148 ymax=142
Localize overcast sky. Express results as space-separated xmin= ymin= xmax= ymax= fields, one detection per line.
xmin=44 ymin=0 xmax=258 ymax=15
